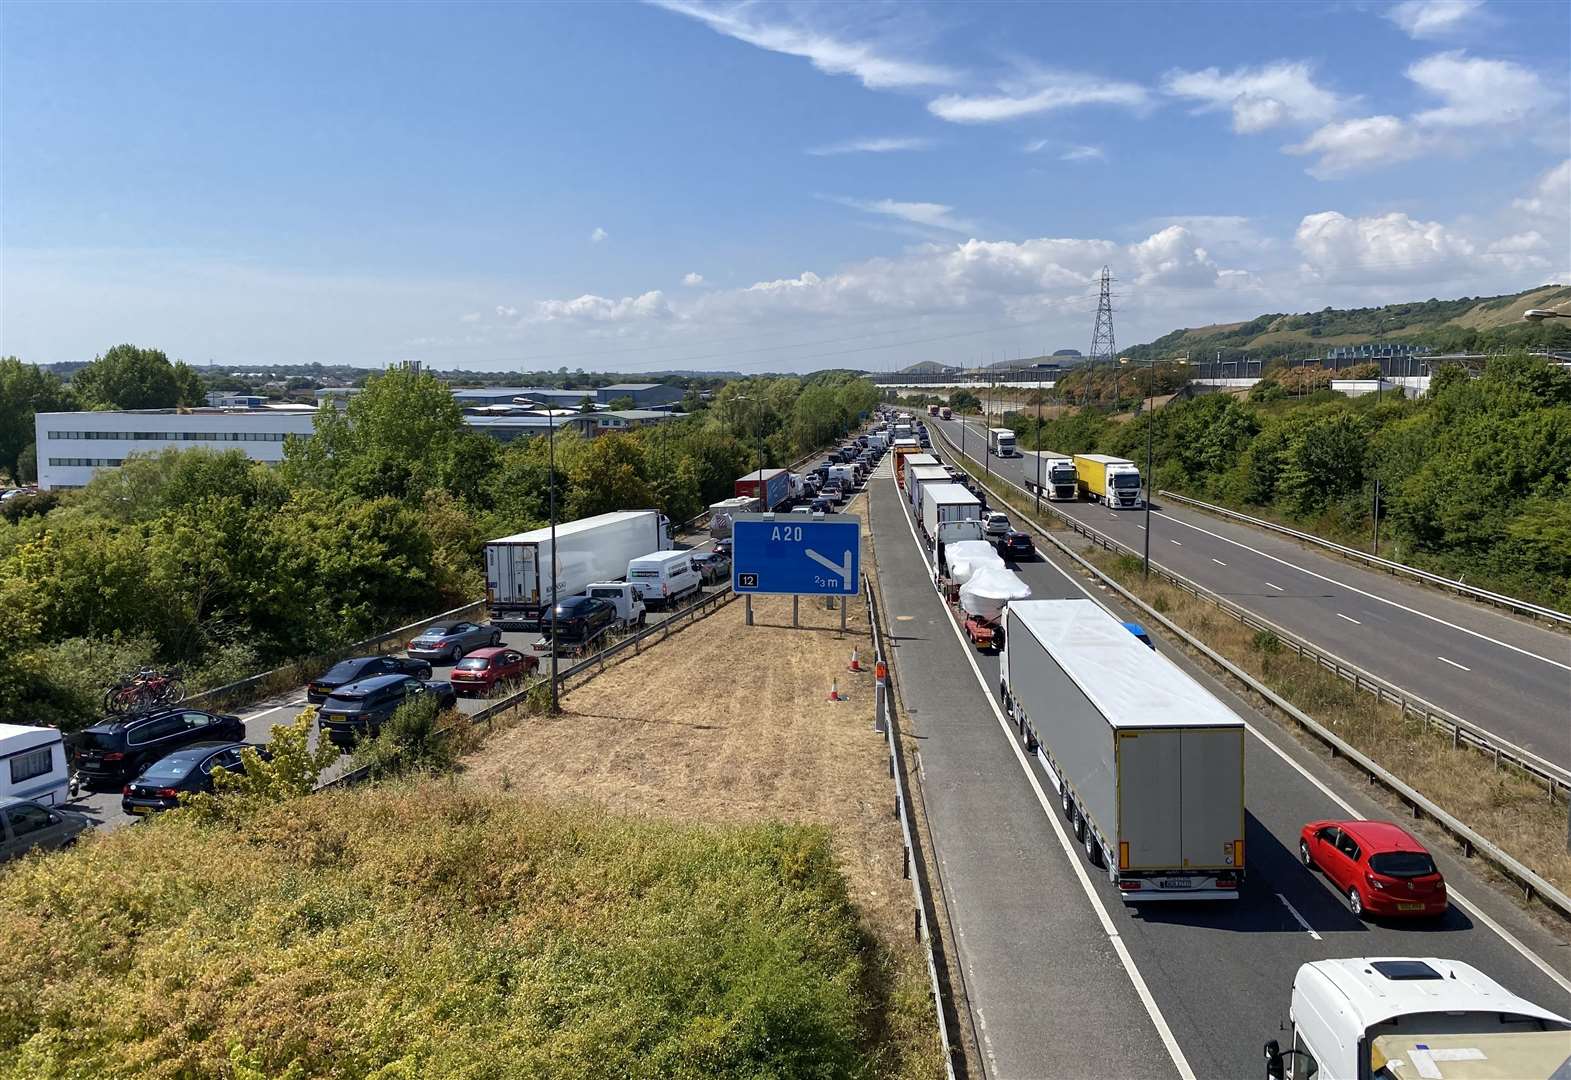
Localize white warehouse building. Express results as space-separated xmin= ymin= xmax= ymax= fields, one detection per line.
xmin=34 ymin=406 xmax=319 ymax=490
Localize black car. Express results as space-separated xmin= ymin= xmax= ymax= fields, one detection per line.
xmin=307 ymin=655 xmax=434 ymax=704
xmin=539 ymin=595 xmax=616 ymax=647
xmin=121 ymin=740 xmax=271 ymax=816
xmin=713 ymin=537 xmax=733 ymax=557
xmin=999 ymin=530 xmax=1035 ymax=561
xmin=317 ymin=674 xmax=457 ymax=750
xmin=692 ymin=550 xmax=732 ymax=584
xmin=73 ymin=708 xmax=248 ymax=787
xmin=810 ymin=496 xmax=833 ymax=513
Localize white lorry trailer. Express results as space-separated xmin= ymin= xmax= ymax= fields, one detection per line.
xmin=988 ymin=427 xmax=1017 ymax=457
xmin=1001 ymin=598 xmax=1245 ymax=900
xmin=485 ymin=510 xmax=672 ymax=630
xmin=1022 ymin=450 xmax=1080 ymax=501
xmin=1265 ymin=957 xmax=1571 ymax=1080
xmin=920 ymin=483 xmax=982 ymax=543
xmin=708 ymin=496 xmax=757 ymax=539
xmin=907 ymin=465 xmax=953 ymax=511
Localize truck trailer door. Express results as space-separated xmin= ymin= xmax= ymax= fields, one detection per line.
xmin=1117 ymin=731 xmax=1181 ymax=868
xmin=1180 ymin=728 xmax=1244 ymax=871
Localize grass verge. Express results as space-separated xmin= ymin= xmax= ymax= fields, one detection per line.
xmin=0 ymin=786 xmax=889 ymax=1080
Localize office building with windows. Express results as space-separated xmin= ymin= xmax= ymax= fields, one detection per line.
xmin=34 ymin=406 xmax=319 ymax=490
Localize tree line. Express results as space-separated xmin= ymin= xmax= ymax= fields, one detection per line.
xmin=1002 ymin=354 xmax=1571 ymax=608
xmin=0 ymin=362 xmax=878 ymax=729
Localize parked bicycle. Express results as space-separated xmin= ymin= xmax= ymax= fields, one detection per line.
xmin=102 ymin=667 xmax=186 ymax=714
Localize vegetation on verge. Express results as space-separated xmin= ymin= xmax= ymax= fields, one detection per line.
xmin=0 ymin=786 xmax=890 ymax=1080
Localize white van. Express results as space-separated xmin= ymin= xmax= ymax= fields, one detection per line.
xmin=626 ymin=549 xmax=703 ymax=609
xmin=0 ymin=724 xmax=71 ymax=807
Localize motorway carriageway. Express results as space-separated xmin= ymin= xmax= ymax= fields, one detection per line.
xmin=868 ymin=449 xmax=1571 ymax=1079
xmin=73 ymin=536 xmax=735 ymax=832
xmin=933 ymin=414 xmax=1571 ymax=771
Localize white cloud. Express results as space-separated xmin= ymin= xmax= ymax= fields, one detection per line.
xmin=1162 ymin=60 xmax=1348 ymax=132
xmin=495 ymin=305 xmax=519 ymax=319
xmin=1287 ymin=115 xmax=1435 ymax=178
xmin=682 ymin=272 xmax=705 ymax=286
xmin=1061 ymin=144 xmax=1105 ymax=162
xmin=533 ymin=290 xmax=671 ymax=322
xmin=1127 ymin=226 xmax=1224 ymax=287
xmin=1487 ymin=231 xmax=1548 ymax=254
xmin=807 ymin=135 xmax=934 ymax=155
xmin=928 ymin=70 xmax=1148 ymax=123
xmin=827 ymin=196 xmax=976 ymax=233
xmin=1512 ymin=159 xmax=1571 ymax=218
xmin=650 ymin=0 xmax=956 ymax=89
xmin=459 ymin=311 xmax=482 ymax=323
xmin=589 ymin=227 xmax=609 ymax=244
xmin=1407 ymin=51 xmax=1552 ymax=127
xmin=1386 ymin=0 xmax=1484 ymax=39
xmin=1294 ymin=210 xmax=1474 ymax=277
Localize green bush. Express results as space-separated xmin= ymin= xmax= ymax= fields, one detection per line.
xmin=0 ymin=787 xmax=880 ymax=1080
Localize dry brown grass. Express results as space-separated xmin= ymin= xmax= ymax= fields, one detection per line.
xmin=460 ymin=489 xmax=943 ymax=1078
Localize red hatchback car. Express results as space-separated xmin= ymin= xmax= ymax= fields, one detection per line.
xmin=447 ymin=647 xmax=537 ymax=696
xmin=1299 ymin=819 xmax=1446 ymax=918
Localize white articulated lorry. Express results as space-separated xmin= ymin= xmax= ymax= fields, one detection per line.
xmin=1265 ymin=957 xmax=1571 ymax=1080
xmin=907 ymin=465 xmax=953 ymax=511
xmin=988 ymin=427 xmax=1017 ymax=457
xmin=1000 ymin=598 xmax=1245 ymax=900
xmin=485 ymin=510 xmax=672 ymax=630
xmin=919 ymin=483 xmax=982 ymax=543
xmin=1022 ymin=450 xmax=1080 ymax=501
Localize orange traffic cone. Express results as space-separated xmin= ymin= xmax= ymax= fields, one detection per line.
xmin=848 ymin=648 xmax=863 ymax=672
xmin=827 ymin=679 xmax=843 ymax=702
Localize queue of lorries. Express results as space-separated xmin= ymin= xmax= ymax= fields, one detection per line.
xmin=884 ymin=406 xmax=1571 ymax=1079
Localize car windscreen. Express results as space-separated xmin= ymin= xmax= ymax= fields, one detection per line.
xmin=1369 ymin=851 xmax=1438 ymax=878
xmin=323 ymin=694 xmax=372 ymax=712
xmin=139 ymin=755 xmax=200 ymax=781
xmin=77 ymin=729 xmax=124 ymax=750
xmin=321 ymin=659 xmax=370 ymax=682
xmin=417 ymin=626 xmax=452 ymax=638
xmin=455 ymin=658 xmax=488 ymax=671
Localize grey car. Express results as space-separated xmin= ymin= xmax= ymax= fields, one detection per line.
xmin=0 ymin=796 xmax=90 ymax=863
xmin=405 ymin=620 xmax=502 ymax=663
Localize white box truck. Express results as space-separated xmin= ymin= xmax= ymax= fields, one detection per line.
xmin=1074 ymin=453 xmax=1143 ymax=509
xmin=485 ymin=510 xmax=672 ymax=630
xmin=1265 ymin=958 xmax=1571 ymax=1080
xmin=988 ymin=427 xmax=1017 ymax=457
xmin=1022 ymin=450 xmax=1080 ymax=501
xmin=908 ymin=465 xmax=952 ymax=510
xmin=920 ymin=483 xmax=982 ymax=543
xmin=1001 ymin=598 xmax=1245 ymax=901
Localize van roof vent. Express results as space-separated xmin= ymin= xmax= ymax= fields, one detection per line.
xmin=1370 ymin=961 xmax=1443 ymax=981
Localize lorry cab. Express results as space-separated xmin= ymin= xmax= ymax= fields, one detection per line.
xmin=626 ymin=549 xmax=703 ymax=610
xmin=584 ymin=582 xmax=648 ymax=629
xmin=1268 ymin=958 xmax=1571 ymax=1080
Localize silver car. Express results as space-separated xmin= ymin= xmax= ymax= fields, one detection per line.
xmin=405 ymin=621 xmax=502 ymax=663
xmin=1 ymin=796 xmax=90 ymax=863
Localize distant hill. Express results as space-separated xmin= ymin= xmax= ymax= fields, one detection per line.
xmin=1122 ymin=284 xmax=1571 ymax=361
xmin=900 ymin=360 xmax=959 ymax=374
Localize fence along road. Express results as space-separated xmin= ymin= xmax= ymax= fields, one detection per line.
xmin=932 ymin=413 xmax=1571 ymax=771
xmin=886 ymin=431 xmax=1571 ymax=1080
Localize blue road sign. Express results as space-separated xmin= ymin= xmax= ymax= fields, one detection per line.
xmin=731 ymin=512 xmax=861 ymax=596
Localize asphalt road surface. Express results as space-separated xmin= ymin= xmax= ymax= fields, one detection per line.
xmin=871 ymin=445 xmax=1571 ymax=1079
xmin=931 ymin=413 xmax=1571 ymax=771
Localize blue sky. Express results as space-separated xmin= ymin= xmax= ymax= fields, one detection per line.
xmin=3 ymin=0 xmax=1567 ymax=373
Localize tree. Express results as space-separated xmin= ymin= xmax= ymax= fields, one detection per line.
xmin=578 ymin=395 xmax=597 ymax=413
xmin=950 ymin=390 xmax=981 ymax=413
xmin=606 ymin=395 xmax=637 ymax=411
xmin=72 ymin=345 xmax=184 ymax=410
xmin=172 ymin=361 xmax=207 ymax=407
xmin=0 ymin=357 xmax=75 ymax=480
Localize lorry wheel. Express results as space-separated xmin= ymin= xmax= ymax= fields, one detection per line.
xmin=1061 ymin=785 xmax=1072 ymax=817
xmin=1073 ymin=809 xmax=1086 ymax=844
xmin=1084 ymin=827 xmax=1103 ymax=868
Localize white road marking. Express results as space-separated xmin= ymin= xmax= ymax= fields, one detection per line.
xmin=1266 ymin=582 xmax=1284 ymax=591
xmin=1335 ymin=613 xmax=1361 ymax=625
xmin=1212 ymin=558 xmax=1227 ymax=567
xmin=1437 ymin=655 xmax=1472 ymax=672
xmin=923 ymin=434 xmax=1571 ymax=998
xmin=1170 ymin=539 xmax=1182 ymax=546
xmin=890 ymin=465 xmax=1199 ymax=1080
xmin=1275 ymin=893 xmax=1323 ymax=941
xmin=1153 ymin=510 xmax=1571 ymax=673
xmin=1136 ymin=524 xmax=1146 ymax=530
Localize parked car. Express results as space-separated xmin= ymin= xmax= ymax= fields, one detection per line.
xmin=307 ymin=655 xmax=434 ymax=704
xmin=539 ymin=595 xmax=617 ymax=648
xmin=0 ymin=796 xmax=90 ymax=862
xmin=317 ymin=674 xmax=457 ymax=749
xmin=999 ymin=530 xmax=1034 ymax=561
xmin=692 ymin=550 xmax=732 ymax=584
xmin=120 ymin=741 xmax=270 ymax=816
xmin=983 ymin=512 xmax=1011 ymax=541
xmin=448 ymin=647 xmax=537 ymax=696
xmin=1299 ymin=819 xmax=1447 ymax=918
xmin=406 ymin=621 xmax=501 ymax=663
xmin=73 ymin=708 xmax=248 ymax=787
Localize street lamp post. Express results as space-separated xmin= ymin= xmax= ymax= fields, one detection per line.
xmin=523 ymin=399 xmax=562 ymax=715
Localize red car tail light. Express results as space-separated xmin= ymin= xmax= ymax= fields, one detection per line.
xmin=103 ymin=751 xmax=125 ymax=763
xmin=156 ymin=788 xmax=179 ymax=799
xmin=122 ymin=785 xmax=132 ymax=795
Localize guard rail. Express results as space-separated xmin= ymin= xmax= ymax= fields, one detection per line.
xmin=1157 ymin=489 xmax=1571 ymax=628
xmin=866 ymin=573 xmax=961 ymax=1080
xmin=932 ymin=424 xmax=1571 ymax=918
